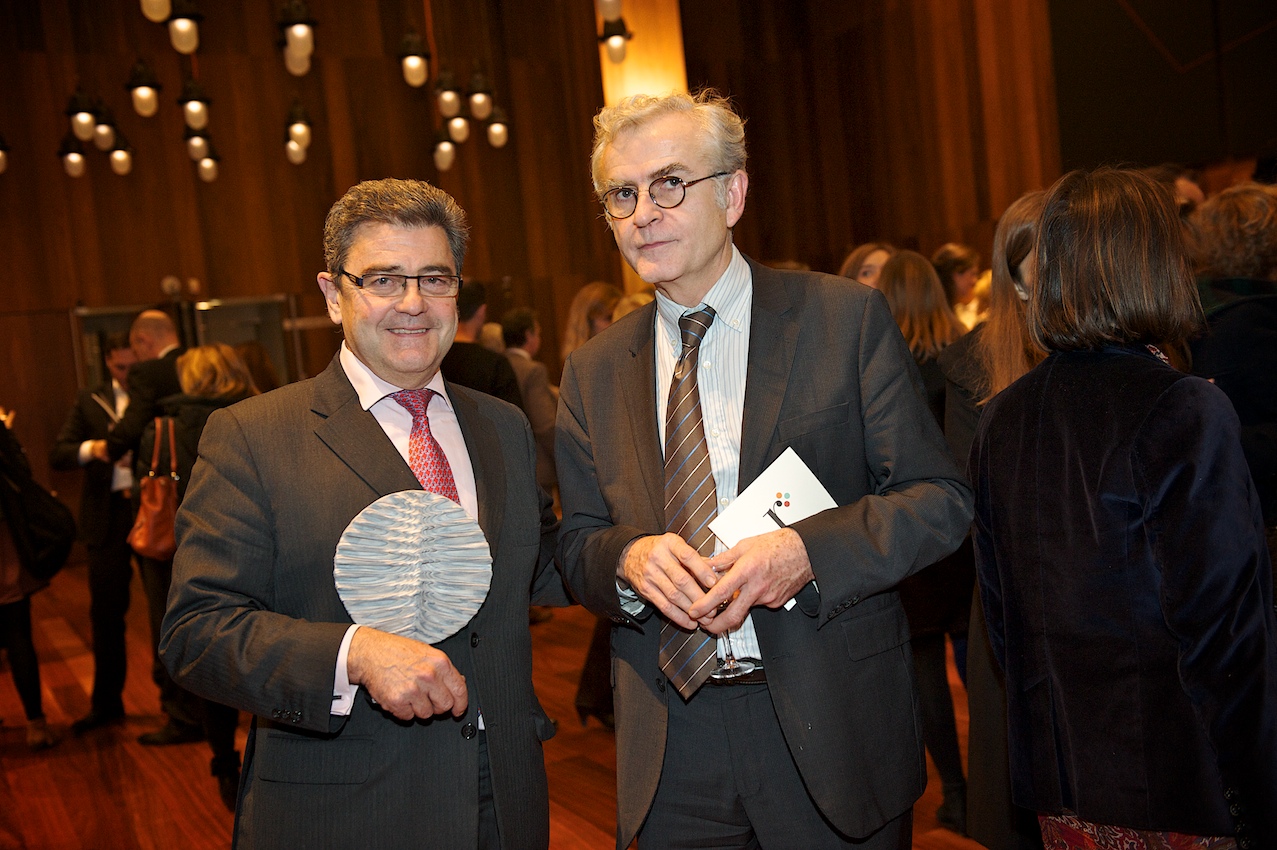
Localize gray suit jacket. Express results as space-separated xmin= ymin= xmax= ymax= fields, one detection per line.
xmin=556 ymin=259 xmax=973 ymax=847
xmin=505 ymin=350 xmax=557 ymax=491
xmin=162 ymin=355 xmax=566 ymax=849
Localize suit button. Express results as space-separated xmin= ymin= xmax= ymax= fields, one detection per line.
xmin=290 ymin=712 xmax=301 ymax=724
xmin=470 ymin=633 xmax=480 ymax=647
xmin=1224 ymin=787 xmax=1239 ymax=801
xmin=271 ymin=709 xmax=282 ymax=719
xmin=656 ymin=678 xmax=666 ymax=693
xmin=461 ymin=722 xmax=477 ymax=739
xmin=850 ymin=596 xmax=860 ymax=606
xmin=1230 ymin=802 xmax=1243 ymax=817
xmin=1238 ymin=837 xmax=1251 ymax=850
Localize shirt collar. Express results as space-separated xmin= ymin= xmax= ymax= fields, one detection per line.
xmin=156 ymin=343 xmax=180 ymax=359
xmin=506 ymin=347 xmax=531 ymax=360
xmin=654 ymin=244 xmax=751 ymax=341
xmin=339 ymin=342 xmax=452 ymax=412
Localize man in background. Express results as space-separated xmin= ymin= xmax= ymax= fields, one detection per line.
xmin=98 ymin=310 xmax=183 ymax=464
xmin=500 ymin=308 xmax=557 ymax=495
xmin=50 ymin=332 xmax=137 ymax=734
xmin=440 ymin=280 xmax=523 ymax=408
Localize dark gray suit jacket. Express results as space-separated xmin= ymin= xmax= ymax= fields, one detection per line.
xmin=49 ymin=383 xmax=121 ymax=543
xmin=161 ymin=355 xmax=566 ymax=849
xmin=556 ymin=259 xmax=973 ymax=847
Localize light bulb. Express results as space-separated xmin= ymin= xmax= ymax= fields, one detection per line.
xmin=288 ymin=121 xmax=312 ymax=149
xmin=285 ymin=24 xmax=314 ymax=57
xmin=184 ymin=100 xmax=208 ymax=130
xmin=402 ymin=55 xmax=427 ymax=88
xmin=284 ymin=49 xmax=311 ymax=76
xmin=94 ymin=123 xmax=116 ymax=151
xmin=286 ymin=139 xmax=306 ymax=165
xmin=71 ymin=111 xmax=96 ymax=141
xmin=132 ymin=86 xmax=159 ymax=117
xmin=469 ymin=92 xmax=492 ymax=121
xmin=197 ymin=156 xmax=218 ymax=182
xmin=437 ymin=89 xmax=461 ymax=119
xmin=140 ymin=0 xmax=171 ymax=22
xmin=110 ymin=149 xmax=133 ymax=175
xmin=186 ymin=135 xmax=208 ymax=160
xmin=64 ymin=152 xmax=86 ymax=177
xmin=447 ymin=116 xmax=469 ymax=144
xmin=487 ymin=122 xmax=508 ymax=149
xmin=606 ymin=34 xmax=627 ymax=64
xmin=0 ymin=150 xmax=7 ymax=174
xmin=169 ymin=18 xmax=199 ymax=54
xmin=433 ymin=141 xmax=455 ymax=171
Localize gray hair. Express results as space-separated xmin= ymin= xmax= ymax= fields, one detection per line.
xmin=323 ymin=178 xmax=469 ymax=276
xmin=590 ymin=89 xmax=747 ymax=208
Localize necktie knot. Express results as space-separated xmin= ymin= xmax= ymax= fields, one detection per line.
xmin=390 ymin=388 xmax=458 ymax=503
xmin=678 ymin=306 xmax=717 ymax=354
xmin=392 ymin=388 xmax=436 ymax=422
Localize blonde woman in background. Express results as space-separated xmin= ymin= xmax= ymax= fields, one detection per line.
xmin=561 ymin=281 xmax=622 ymax=362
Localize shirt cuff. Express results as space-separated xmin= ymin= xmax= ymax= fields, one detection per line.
xmin=331 ymin=624 xmax=361 ymax=716
xmin=617 ymin=579 xmax=646 ymax=617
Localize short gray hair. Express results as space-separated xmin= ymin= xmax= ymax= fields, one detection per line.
xmin=590 ymin=89 xmax=747 ymax=207
xmin=323 ymin=178 xmax=470 ymax=276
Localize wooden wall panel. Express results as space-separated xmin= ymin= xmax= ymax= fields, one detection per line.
xmin=679 ymin=0 xmax=1062 ymax=273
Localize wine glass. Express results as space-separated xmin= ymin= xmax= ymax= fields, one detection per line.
xmin=710 ymin=626 xmax=755 ymax=680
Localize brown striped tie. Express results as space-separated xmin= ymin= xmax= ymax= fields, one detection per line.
xmin=658 ymin=306 xmax=720 ymax=699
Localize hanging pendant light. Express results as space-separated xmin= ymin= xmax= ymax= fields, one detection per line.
xmin=140 ymin=0 xmax=171 ymax=23
xmin=435 ymin=70 xmax=462 ymax=119
xmin=279 ymin=0 xmax=316 ymax=77
xmin=486 ymin=107 xmax=509 ymax=149
xmin=433 ymin=130 xmax=456 ymax=172
xmin=597 ymin=0 xmax=623 ymax=22
xmin=126 ymin=60 xmax=163 ymax=118
xmin=286 ymin=100 xmax=311 ymax=164
xmin=109 ymin=132 xmax=134 ymax=176
xmin=447 ymin=115 xmax=470 ymax=144
xmin=178 ymin=79 xmax=210 ymax=130
xmin=0 ymin=135 xmax=10 ymax=175
xmin=467 ymin=71 xmax=493 ymax=121
xmin=59 ymin=133 xmax=87 ymax=177
xmin=66 ymin=89 xmax=97 ymax=142
xmin=197 ymin=145 xmax=219 ymax=182
xmin=600 ymin=18 xmax=632 ymax=64
xmin=399 ymin=30 xmax=430 ymax=88
xmin=184 ymin=126 xmax=210 ymax=161
xmin=93 ymin=104 xmax=117 ymax=151
xmin=167 ymin=0 xmax=202 ymax=55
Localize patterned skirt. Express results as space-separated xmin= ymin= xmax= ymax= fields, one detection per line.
xmin=1038 ymin=814 xmax=1236 ymax=850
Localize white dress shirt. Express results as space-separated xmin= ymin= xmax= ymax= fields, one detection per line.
xmin=621 ymin=246 xmax=762 ymax=662
xmin=331 ymin=343 xmax=479 ymax=715
xmin=78 ymin=379 xmax=134 ymax=493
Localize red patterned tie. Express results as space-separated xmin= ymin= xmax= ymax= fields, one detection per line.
xmin=392 ymin=389 xmax=460 ymax=503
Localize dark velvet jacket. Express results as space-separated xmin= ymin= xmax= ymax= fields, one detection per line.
xmin=971 ymin=346 xmax=1276 ymax=842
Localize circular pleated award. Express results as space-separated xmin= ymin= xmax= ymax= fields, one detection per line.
xmin=334 ymin=490 xmax=492 ymax=645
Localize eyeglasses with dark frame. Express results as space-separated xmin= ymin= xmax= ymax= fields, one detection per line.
xmin=600 ymin=171 xmax=732 ymax=220
xmin=337 ymin=270 xmax=462 ymax=299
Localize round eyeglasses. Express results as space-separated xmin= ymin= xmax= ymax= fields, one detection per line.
xmin=338 ymin=270 xmax=462 ymax=299
xmin=600 ymin=171 xmax=731 ymax=220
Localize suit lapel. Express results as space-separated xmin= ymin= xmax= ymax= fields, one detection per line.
xmin=740 ymin=261 xmax=799 ymax=487
xmin=310 ymin=357 xmax=420 ymax=498
xmin=449 ymin=384 xmax=504 ymax=551
xmin=623 ymin=304 xmax=666 ymax=525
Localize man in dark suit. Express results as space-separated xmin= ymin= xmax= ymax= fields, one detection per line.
xmin=99 ymin=310 xmax=183 ymax=463
xmin=556 ymin=91 xmax=973 ymax=849
xmin=500 ymin=308 xmax=557 ymax=494
xmin=441 ymin=280 xmax=523 ymax=408
xmin=49 ymin=333 xmax=138 ymax=733
xmin=161 ymin=178 xmax=565 ymax=848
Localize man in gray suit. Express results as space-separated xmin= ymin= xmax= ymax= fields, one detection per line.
xmin=162 ymin=179 xmax=565 ymax=848
xmin=556 ymin=91 xmax=973 ymax=849
xmin=500 ymin=308 xmax=557 ymax=494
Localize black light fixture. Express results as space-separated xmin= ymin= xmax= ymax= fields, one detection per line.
xmin=286 ymin=99 xmax=311 ymax=165
xmin=167 ymin=0 xmax=202 ymax=54
xmin=177 ymin=78 xmax=210 ymax=130
xmin=279 ymin=0 xmax=316 ymax=76
xmin=126 ymin=60 xmax=163 ymax=117
xmin=600 ymin=18 xmax=632 ymax=64
xmin=486 ymin=107 xmax=509 ymax=149
xmin=184 ymin=126 xmax=210 ymax=161
xmin=399 ymin=29 xmax=430 ymax=88
xmin=93 ymin=103 xmax=117 ymax=151
xmin=0 ymin=134 xmax=10 ymax=175
xmin=58 ymin=132 xmax=87 ymax=177
xmin=66 ymin=88 xmax=97 ymax=142
xmin=109 ymin=131 xmax=134 ymax=175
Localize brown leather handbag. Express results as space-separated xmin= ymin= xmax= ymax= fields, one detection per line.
xmin=128 ymin=417 xmax=179 ymax=560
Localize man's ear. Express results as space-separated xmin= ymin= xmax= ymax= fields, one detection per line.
xmin=725 ymin=170 xmax=749 ymax=229
xmin=317 ymin=272 xmax=343 ymax=325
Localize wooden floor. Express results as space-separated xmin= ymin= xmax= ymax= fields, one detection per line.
xmin=1 ymin=558 xmax=982 ymax=850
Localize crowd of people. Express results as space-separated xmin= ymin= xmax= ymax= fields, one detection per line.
xmin=0 ymin=89 xmax=1273 ymax=850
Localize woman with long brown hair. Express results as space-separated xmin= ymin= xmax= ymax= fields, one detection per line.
xmin=837 ymin=241 xmax=896 ymax=289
